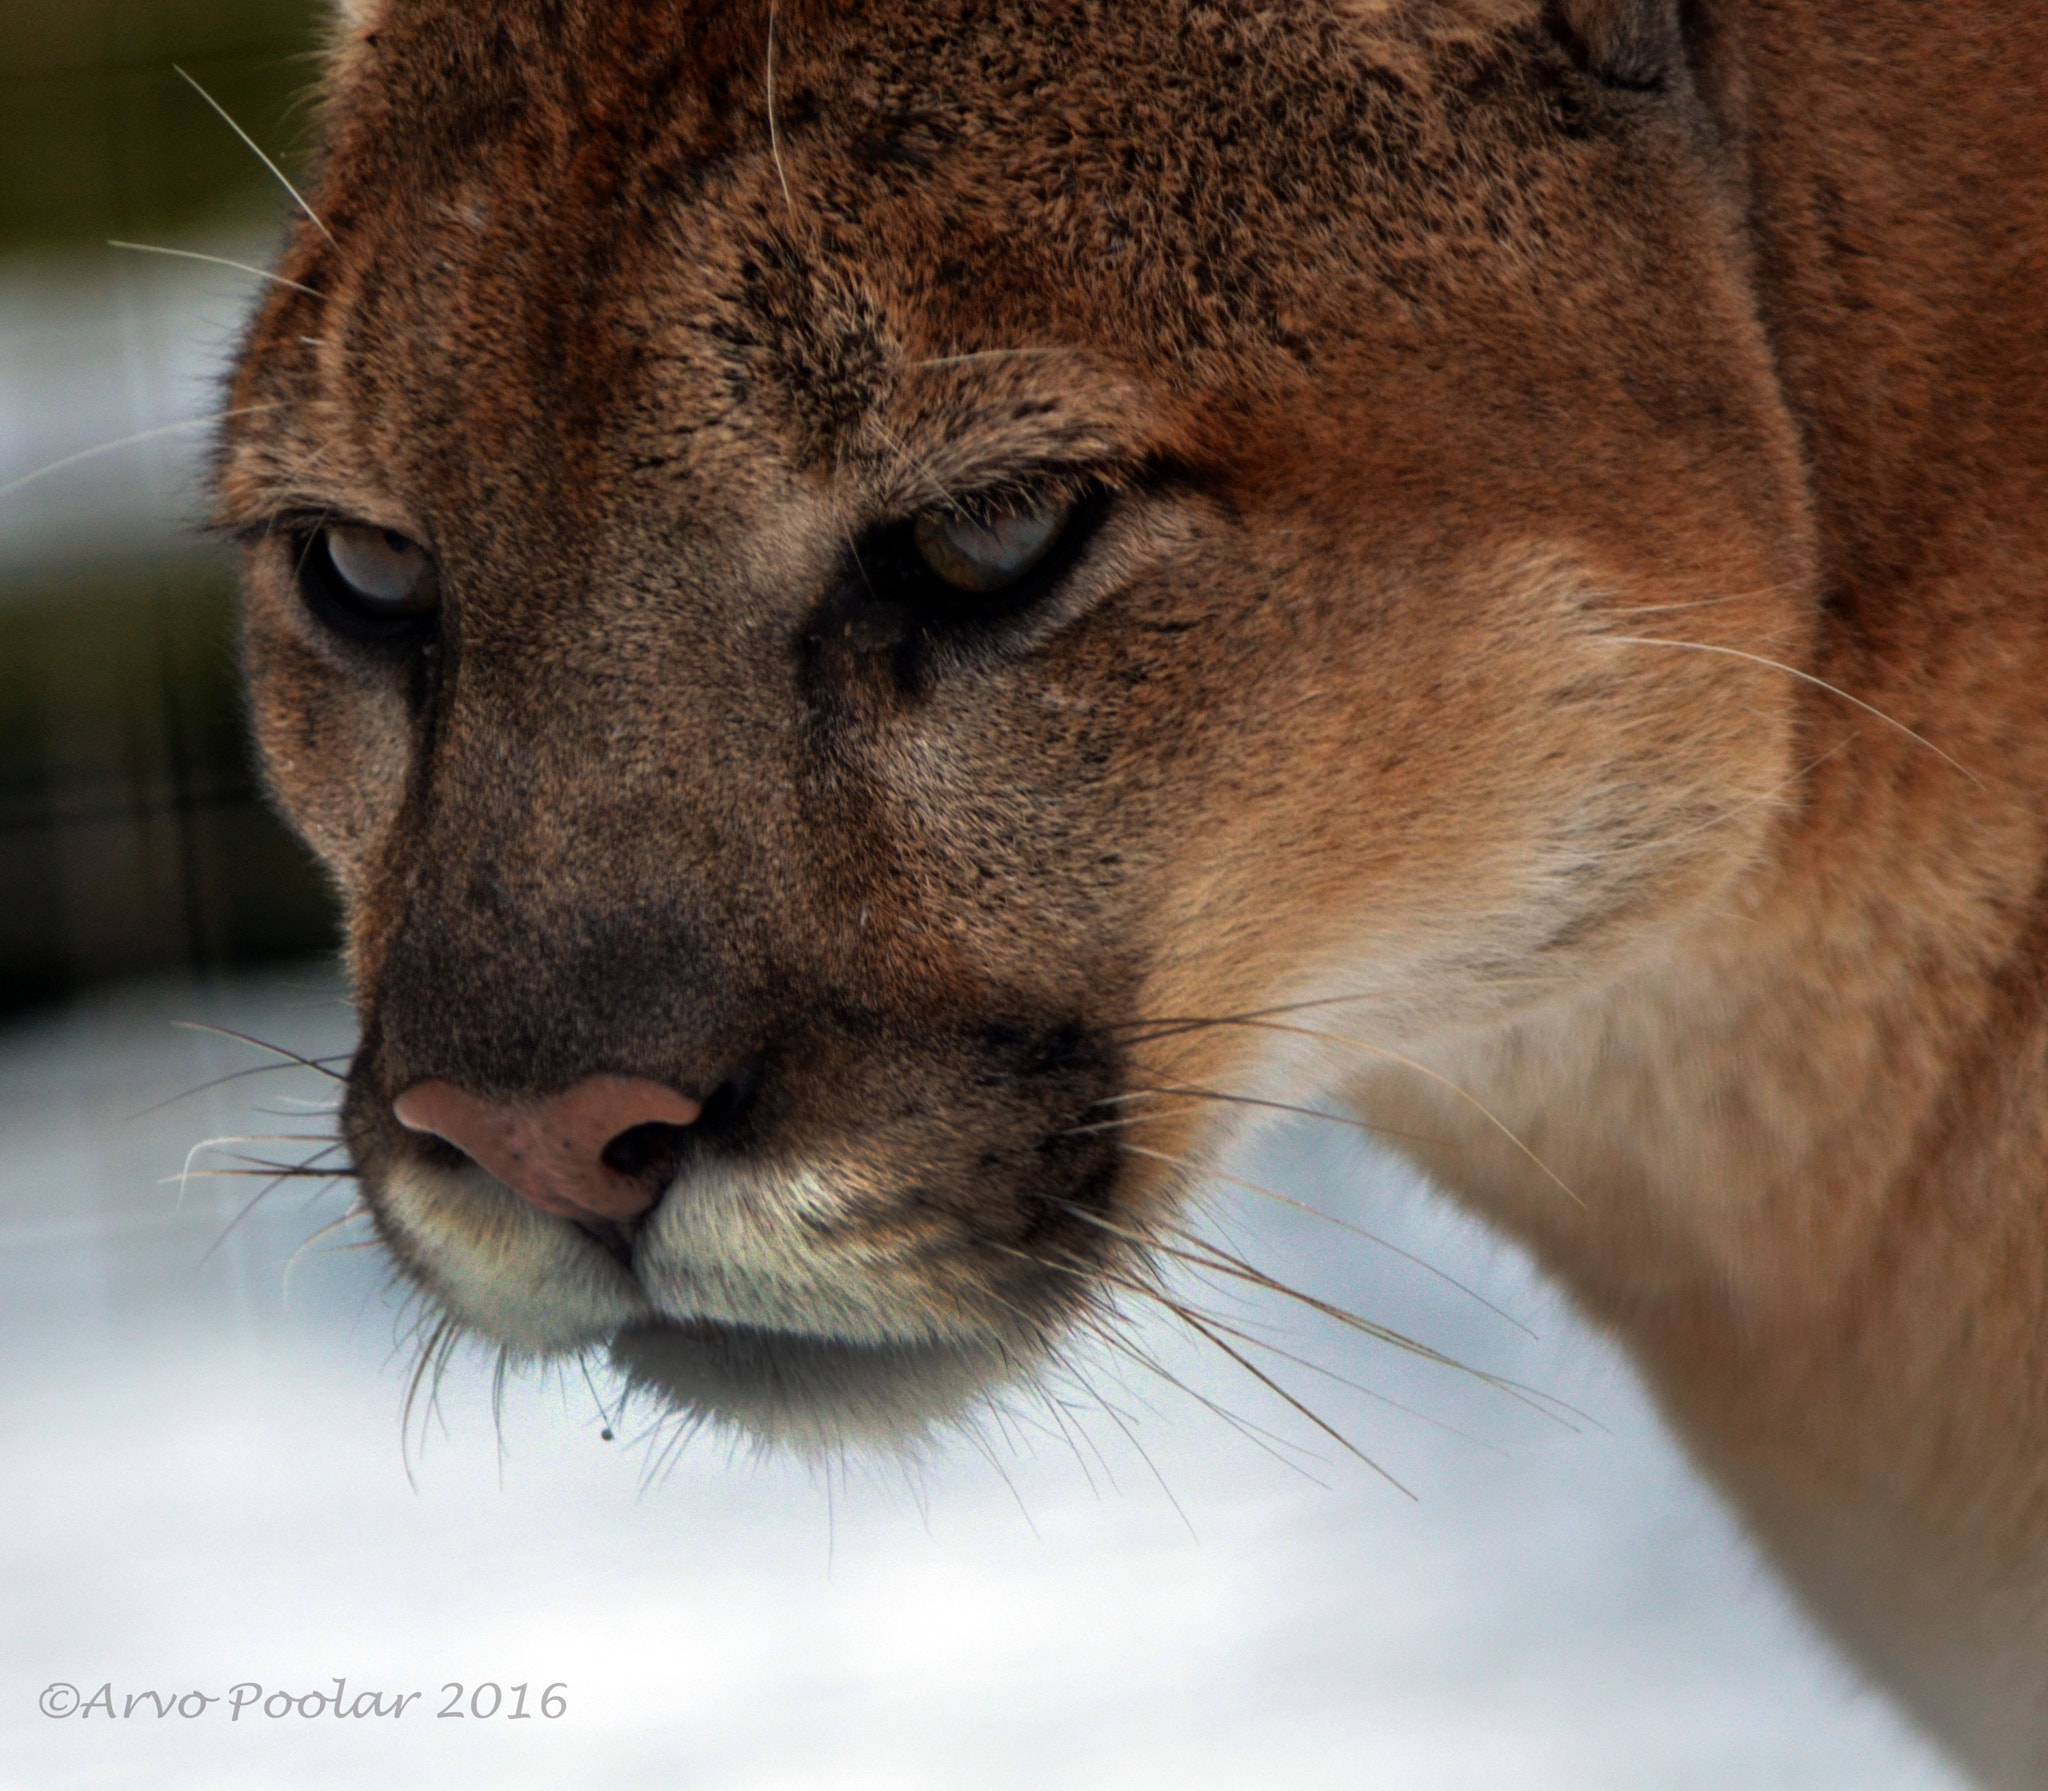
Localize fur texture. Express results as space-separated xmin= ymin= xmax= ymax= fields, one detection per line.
xmin=217 ymin=1 xmax=2048 ymax=1779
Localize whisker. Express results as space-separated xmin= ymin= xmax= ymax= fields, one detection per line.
xmin=176 ymin=1129 xmax=329 ymax=1211
xmin=964 ymin=1415 xmax=1048 ymax=1528
xmin=195 ymin=1165 xmax=309 ymax=1263
xmin=1066 ymin=1201 xmax=1442 ymax=1361
xmin=1040 ymin=1252 xmax=1343 ymax=1481
xmin=107 ymin=240 xmax=320 ymax=298
xmin=1600 ymin=633 xmax=1981 ymax=788
xmin=1001 ymin=1251 xmax=1334 ymax=1476
xmin=168 ymin=1021 xmax=349 ymax=1080
xmin=1167 ymin=1302 xmax=1414 ymax=1496
xmin=174 ymin=65 xmax=336 ymax=246
xmin=0 ymin=406 xmax=276 ymax=501
xmin=1110 ymin=1074 xmax=1457 ymax=1152
xmin=1014 ymin=1240 xmax=1404 ymax=1487
xmin=166 ymin=1165 xmax=354 ymax=1181
xmin=1196 ymin=1031 xmax=1581 ymax=1211
xmin=910 ymin=347 xmax=1075 ymax=370
xmin=1054 ymin=1198 xmax=1584 ymax=1428
xmin=1588 ymin=575 xmax=1812 ymax=618
xmin=491 ymin=1347 xmax=512 ymax=1488
xmin=1061 ymin=1275 xmax=1337 ymax=1481
xmin=1039 ymin=1390 xmax=1124 ymax=1496
xmin=1115 ymin=1139 xmax=1536 ymax=1337
xmin=1132 ymin=1018 xmax=1584 ymax=1208
xmin=401 ymin=1315 xmax=464 ymax=1491
xmin=281 ymin=1206 xmax=376 ymax=1285
xmin=1151 ymin=1289 xmax=1511 ymax=1459
xmin=1040 ymin=1348 xmax=1152 ymax=1480
xmin=865 ymin=415 xmax=954 ymax=509
xmin=1057 ymin=1100 xmax=1213 ymax=1139
xmin=1658 ymin=733 xmax=1858 ymax=847
xmin=127 ymin=1054 xmax=352 ymax=1122
xmin=764 ymin=4 xmax=795 ymax=216
xmin=170 ymin=1135 xmax=350 ymax=1189
xmin=576 ymin=1354 xmax=625 ymax=1442
xmin=1104 ymin=991 xmax=1394 ymax=1035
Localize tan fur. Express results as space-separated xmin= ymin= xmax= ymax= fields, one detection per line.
xmin=216 ymin=1 xmax=2048 ymax=1779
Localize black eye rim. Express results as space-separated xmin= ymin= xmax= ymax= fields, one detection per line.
xmin=859 ymin=479 xmax=1115 ymax=635
xmin=288 ymin=521 xmax=442 ymax=651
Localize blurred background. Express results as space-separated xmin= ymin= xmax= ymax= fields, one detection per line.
xmin=0 ymin=0 xmax=334 ymax=1019
xmin=0 ymin=6 xmax=1973 ymax=1788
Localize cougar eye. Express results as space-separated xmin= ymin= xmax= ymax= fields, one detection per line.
xmin=912 ymin=500 xmax=1072 ymax=594
xmin=320 ymin=524 xmax=439 ymax=614
xmin=296 ymin=521 xmax=442 ymax=643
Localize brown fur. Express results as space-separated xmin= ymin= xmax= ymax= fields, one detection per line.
xmin=216 ymin=0 xmax=2048 ymax=1778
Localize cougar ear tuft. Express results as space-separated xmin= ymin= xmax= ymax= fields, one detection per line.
xmin=1543 ymin=0 xmax=1694 ymax=93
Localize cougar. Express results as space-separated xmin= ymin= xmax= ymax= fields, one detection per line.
xmin=214 ymin=0 xmax=2048 ymax=1777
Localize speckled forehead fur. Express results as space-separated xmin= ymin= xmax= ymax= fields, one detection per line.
xmin=241 ymin=0 xmax=1756 ymax=523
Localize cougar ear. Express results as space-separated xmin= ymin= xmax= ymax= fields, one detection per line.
xmin=1544 ymin=0 xmax=1694 ymax=93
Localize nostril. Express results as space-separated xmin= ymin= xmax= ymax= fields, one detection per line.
xmin=600 ymin=1121 xmax=692 ymax=1186
xmin=693 ymin=1056 xmax=767 ymax=1142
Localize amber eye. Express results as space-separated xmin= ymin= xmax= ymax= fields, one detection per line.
xmin=317 ymin=523 xmax=440 ymax=618
xmin=911 ymin=500 xmax=1071 ymax=595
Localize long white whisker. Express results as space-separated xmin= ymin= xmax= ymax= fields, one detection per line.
xmin=1601 ymin=633 xmax=1981 ymax=788
xmin=0 ymin=407 xmax=275 ymax=501
xmin=1207 ymin=1018 xmax=1585 ymax=1208
xmin=169 ymin=1132 xmax=338 ymax=1202
xmin=764 ymin=4 xmax=795 ymax=216
xmin=107 ymin=240 xmax=319 ymax=297
xmin=175 ymin=65 xmax=336 ymax=246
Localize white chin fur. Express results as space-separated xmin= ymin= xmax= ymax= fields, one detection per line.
xmin=379 ymin=1161 xmax=650 ymax=1356
xmin=632 ymin=1157 xmax=1002 ymax=1348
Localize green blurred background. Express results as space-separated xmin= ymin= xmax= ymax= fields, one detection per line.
xmin=1 ymin=0 xmax=337 ymax=1017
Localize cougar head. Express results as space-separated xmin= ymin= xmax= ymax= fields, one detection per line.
xmin=218 ymin=0 xmax=1813 ymax=1449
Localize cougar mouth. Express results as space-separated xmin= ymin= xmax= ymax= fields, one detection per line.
xmin=370 ymin=1137 xmax=1114 ymax=1452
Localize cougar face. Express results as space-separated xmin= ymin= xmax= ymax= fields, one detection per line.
xmin=218 ymin=0 xmax=1811 ymax=1448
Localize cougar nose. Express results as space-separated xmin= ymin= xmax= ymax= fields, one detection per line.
xmin=393 ymin=1076 xmax=704 ymax=1222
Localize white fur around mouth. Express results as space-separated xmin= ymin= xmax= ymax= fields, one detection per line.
xmin=380 ymin=1157 xmax=1039 ymax=1447
xmin=380 ymin=1159 xmax=651 ymax=1356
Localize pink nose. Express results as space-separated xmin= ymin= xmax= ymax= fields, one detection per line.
xmin=393 ymin=1076 xmax=704 ymax=1222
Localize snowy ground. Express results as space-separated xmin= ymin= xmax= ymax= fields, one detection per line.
xmin=0 ymin=971 xmax=1967 ymax=1790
